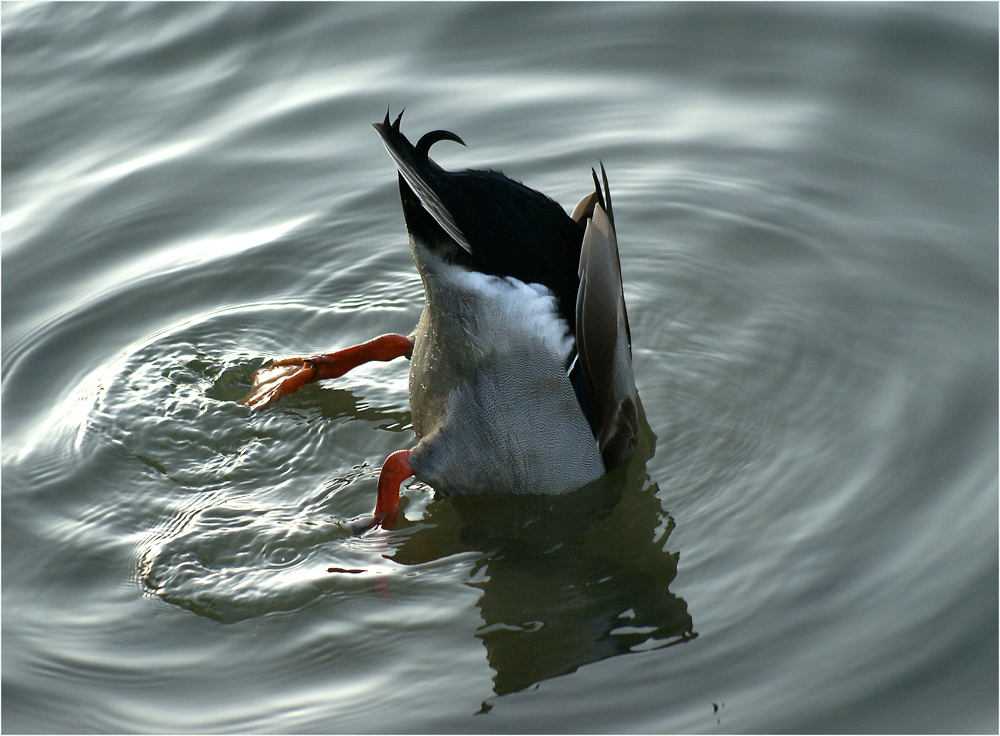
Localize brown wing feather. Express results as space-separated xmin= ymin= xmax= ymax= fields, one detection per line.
xmin=574 ymin=168 xmax=638 ymax=470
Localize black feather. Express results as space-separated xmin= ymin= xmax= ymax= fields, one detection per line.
xmin=415 ymin=129 xmax=466 ymax=163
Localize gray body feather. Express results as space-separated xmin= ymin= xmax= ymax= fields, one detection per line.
xmin=407 ymin=249 xmax=605 ymax=495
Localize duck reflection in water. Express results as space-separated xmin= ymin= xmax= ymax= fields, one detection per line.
xmin=390 ymin=404 xmax=696 ymax=698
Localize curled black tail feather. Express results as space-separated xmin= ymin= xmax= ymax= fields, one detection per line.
xmin=416 ymin=130 xmax=466 ymax=163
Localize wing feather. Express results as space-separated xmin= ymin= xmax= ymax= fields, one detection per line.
xmin=574 ymin=167 xmax=638 ymax=470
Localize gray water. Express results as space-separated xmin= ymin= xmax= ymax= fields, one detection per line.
xmin=2 ymin=3 xmax=997 ymax=733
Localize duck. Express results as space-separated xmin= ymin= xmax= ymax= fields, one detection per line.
xmin=240 ymin=110 xmax=638 ymax=529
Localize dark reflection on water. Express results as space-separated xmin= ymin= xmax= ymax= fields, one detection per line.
xmin=392 ymin=406 xmax=695 ymax=697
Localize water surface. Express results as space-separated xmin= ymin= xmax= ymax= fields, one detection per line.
xmin=3 ymin=3 xmax=997 ymax=732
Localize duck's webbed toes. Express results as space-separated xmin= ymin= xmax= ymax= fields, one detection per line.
xmin=239 ymin=357 xmax=318 ymax=410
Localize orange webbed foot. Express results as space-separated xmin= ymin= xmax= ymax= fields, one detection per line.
xmin=239 ymin=357 xmax=318 ymax=411
xmin=239 ymin=334 xmax=412 ymax=412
